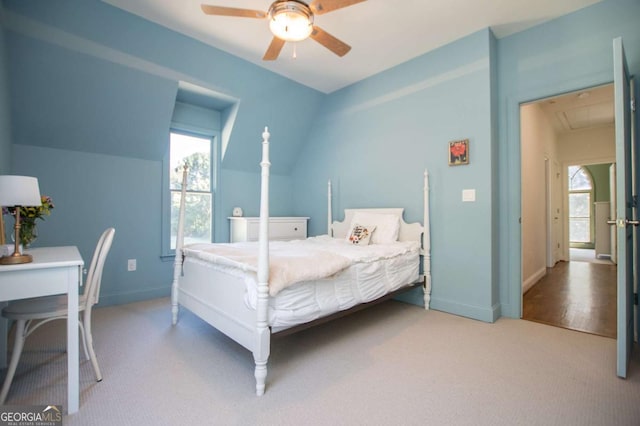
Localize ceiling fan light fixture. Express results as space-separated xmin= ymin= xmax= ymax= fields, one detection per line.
xmin=268 ymin=1 xmax=314 ymax=42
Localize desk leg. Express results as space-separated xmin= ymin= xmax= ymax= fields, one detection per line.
xmin=0 ymin=303 xmax=6 ymax=369
xmin=67 ymin=268 xmax=79 ymax=414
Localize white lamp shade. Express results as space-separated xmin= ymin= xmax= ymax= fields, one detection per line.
xmin=0 ymin=175 xmax=42 ymax=206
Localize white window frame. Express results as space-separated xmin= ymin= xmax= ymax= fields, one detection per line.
xmin=161 ymin=128 xmax=219 ymax=259
xmin=568 ymin=166 xmax=595 ymax=248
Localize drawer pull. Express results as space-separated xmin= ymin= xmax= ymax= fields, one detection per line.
xmin=294 ymin=227 xmax=298 ymax=231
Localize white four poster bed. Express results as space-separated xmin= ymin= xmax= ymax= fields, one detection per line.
xmin=171 ymin=127 xmax=432 ymax=395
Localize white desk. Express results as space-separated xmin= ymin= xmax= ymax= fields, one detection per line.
xmin=0 ymin=246 xmax=82 ymax=414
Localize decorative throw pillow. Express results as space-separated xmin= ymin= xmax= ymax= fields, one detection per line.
xmin=347 ymin=224 xmax=376 ymax=245
xmin=350 ymin=212 xmax=400 ymax=244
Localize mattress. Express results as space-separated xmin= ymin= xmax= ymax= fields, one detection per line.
xmin=183 ymin=236 xmax=421 ymax=330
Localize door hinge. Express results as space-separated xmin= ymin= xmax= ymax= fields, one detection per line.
xmin=631 ymin=98 xmax=636 ymax=112
xmin=635 ymin=292 xmax=638 ymax=306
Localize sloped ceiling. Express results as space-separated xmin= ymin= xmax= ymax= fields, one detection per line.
xmin=102 ymin=0 xmax=603 ymax=93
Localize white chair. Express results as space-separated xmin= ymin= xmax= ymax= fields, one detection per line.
xmin=0 ymin=227 xmax=115 ymax=404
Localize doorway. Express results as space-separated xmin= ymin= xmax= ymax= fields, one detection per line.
xmin=521 ymin=83 xmax=617 ymax=338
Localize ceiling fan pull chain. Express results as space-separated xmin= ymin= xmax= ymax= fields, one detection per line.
xmin=293 ymin=42 xmax=297 ymax=59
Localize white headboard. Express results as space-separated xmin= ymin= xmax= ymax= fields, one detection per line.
xmin=326 ymin=170 xmax=431 ymax=308
xmin=331 ymin=208 xmax=424 ymax=244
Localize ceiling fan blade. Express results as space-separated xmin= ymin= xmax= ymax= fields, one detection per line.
xmin=309 ymin=0 xmax=366 ymax=15
xmin=310 ymin=26 xmax=351 ymax=57
xmin=263 ymin=37 xmax=286 ymax=61
xmin=201 ymin=5 xmax=267 ymax=19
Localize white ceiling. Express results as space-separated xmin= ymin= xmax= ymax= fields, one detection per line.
xmin=536 ymin=84 xmax=614 ymax=135
xmin=102 ymin=0 xmax=602 ymax=93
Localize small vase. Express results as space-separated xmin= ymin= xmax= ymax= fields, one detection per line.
xmin=18 ymin=219 xmax=38 ymax=248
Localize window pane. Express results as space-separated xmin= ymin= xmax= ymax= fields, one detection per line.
xmin=569 ymin=193 xmax=590 ymax=217
xmin=170 ymin=133 xmax=211 ymax=192
xmin=569 ymin=192 xmax=591 ymax=243
xmin=570 ymin=218 xmax=590 ymax=242
xmin=170 ymin=191 xmax=212 ymax=249
xmin=568 ymin=166 xmax=592 ymax=190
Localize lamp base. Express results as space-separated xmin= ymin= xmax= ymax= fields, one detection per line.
xmin=0 ymin=253 xmax=33 ymax=265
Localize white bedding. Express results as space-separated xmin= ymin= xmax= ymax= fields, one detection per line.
xmin=184 ymin=237 xmax=352 ymax=296
xmin=182 ymin=235 xmax=421 ymax=329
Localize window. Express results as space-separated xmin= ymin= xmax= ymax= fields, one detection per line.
xmin=568 ymin=166 xmax=594 ymax=245
xmin=168 ymin=132 xmax=213 ymax=250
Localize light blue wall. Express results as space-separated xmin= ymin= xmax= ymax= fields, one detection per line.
xmin=292 ymin=29 xmax=500 ymax=321
xmin=0 ymin=5 xmax=10 ymax=174
xmin=3 ymin=0 xmax=324 ymax=174
xmin=497 ymin=0 xmax=640 ymax=317
xmin=2 ymin=0 xmax=323 ymax=305
xmin=12 ymin=144 xmax=170 ymax=305
xmin=8 ymin=32 xmax=177 ymax=160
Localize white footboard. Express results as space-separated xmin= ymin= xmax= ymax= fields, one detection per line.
xmin=179 ymin=261 xmax=257 ymax=351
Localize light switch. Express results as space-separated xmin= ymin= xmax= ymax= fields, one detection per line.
xmin=462 ymin=189 xmax=476 ymax=202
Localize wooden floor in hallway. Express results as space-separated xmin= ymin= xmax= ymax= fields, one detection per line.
xmin=523 ymin=260 xmax=617 ymax=338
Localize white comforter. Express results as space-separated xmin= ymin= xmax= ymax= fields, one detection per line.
xmin=183 ymin=235 xmax=420 ymax=296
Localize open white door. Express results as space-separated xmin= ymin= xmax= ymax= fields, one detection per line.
xmin=613 ymin=37 xmax=635 ymax=379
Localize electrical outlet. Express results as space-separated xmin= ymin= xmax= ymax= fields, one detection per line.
xmin=127 ymin=259 xmax=137 ymax=271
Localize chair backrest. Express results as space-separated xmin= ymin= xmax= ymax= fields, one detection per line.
xmin=83 ymin=228 xmax=115 ymax=308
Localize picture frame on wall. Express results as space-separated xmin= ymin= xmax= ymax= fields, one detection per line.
xmin=449 ymin=139 xmax=469 ymax=166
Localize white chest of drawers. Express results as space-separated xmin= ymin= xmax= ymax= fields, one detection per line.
xmin=229 ymin=217 xmax=309 ymax=243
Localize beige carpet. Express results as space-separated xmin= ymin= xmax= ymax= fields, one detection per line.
xmin=1 ymin=298 xmax=639 ymax=425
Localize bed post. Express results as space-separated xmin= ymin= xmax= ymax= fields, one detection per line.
xmin=254 ymin=127 xmax=271 ymax=396
xmin=171 ymin=165 xmax=188 ymax=325
xmin=423 ymin=169 xmax=432 ymax=309
xmin=327 ymin=180 xmax=332 ymax=236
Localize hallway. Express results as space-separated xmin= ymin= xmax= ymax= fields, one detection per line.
xmin=523 ymin=259 xmax=617 ymax=338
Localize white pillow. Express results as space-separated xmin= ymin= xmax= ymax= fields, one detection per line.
xmin=349 ymin=212 xmax=400 ymax=244
xmin=346 ymin=223 xmax=376 ymax=245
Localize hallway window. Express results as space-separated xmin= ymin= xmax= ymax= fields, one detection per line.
xmin=568 ymin=166 xmax=594 ymax=244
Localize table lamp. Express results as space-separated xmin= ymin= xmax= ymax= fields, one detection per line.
xmin=0 ymin=175 xmax=42 ymax=265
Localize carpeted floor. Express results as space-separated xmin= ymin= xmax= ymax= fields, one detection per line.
xmin=1 ymin=298 xmax=639 ymax=425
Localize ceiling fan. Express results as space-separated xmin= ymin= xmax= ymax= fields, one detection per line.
xmin=200 ymin=0 xmax=366 ymax=60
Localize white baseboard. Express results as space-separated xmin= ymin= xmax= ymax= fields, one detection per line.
xmin=522 ymin=266 xmax=547 ymax=294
